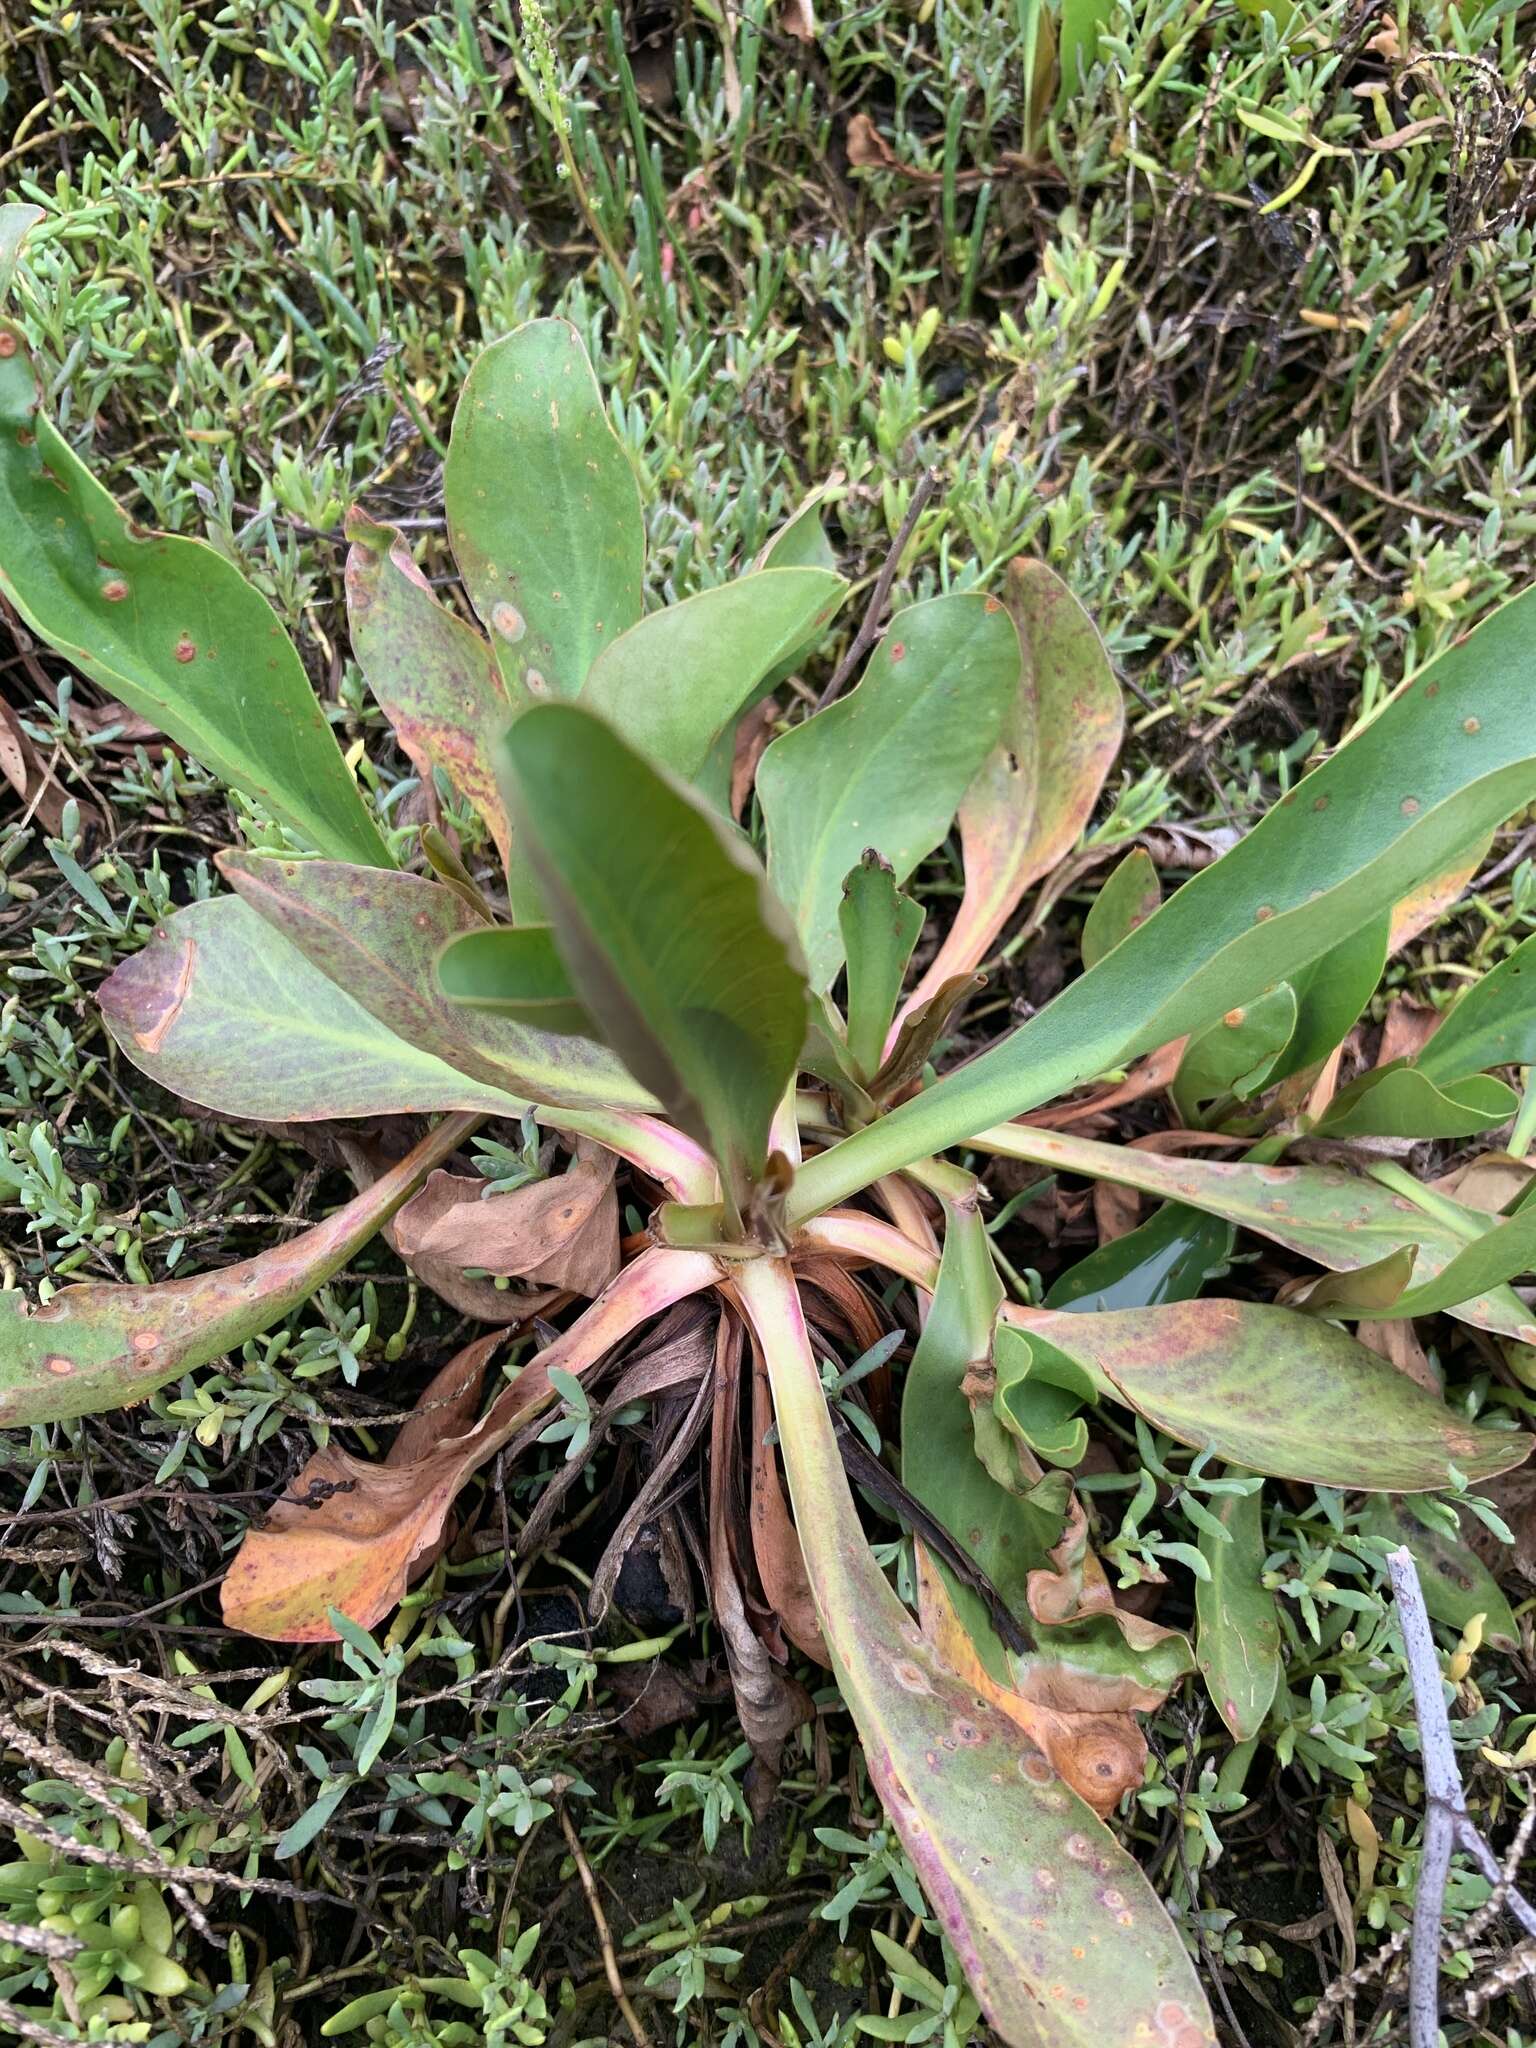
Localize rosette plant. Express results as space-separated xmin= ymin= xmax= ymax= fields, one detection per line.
xmin=5 ymin=224 xmax=1536 ymax=2045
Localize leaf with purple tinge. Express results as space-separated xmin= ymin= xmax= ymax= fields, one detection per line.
xmin=897 ymin=559 xmax=1123 ymax=1026
xmin=218 ymin=854 xmax=651 ymax=1112
xmin=971 ymin=1123 xmax=1534 ymax=1342
xmin=345 ymin=511 xmax=517 ymax=876
xmin=1008 ymin=1300 xmax=1530 ymax=1490
xmin=0 ymin=1114 xmax=477 ymax=1426
xmin=737 ymin=1256 xmax=1216 ymax=2048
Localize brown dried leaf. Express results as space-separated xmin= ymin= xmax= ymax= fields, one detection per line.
xmin=1377 ymin=996 xmax=1441 ymax=1067
xmin=1020 ymin=1035 xmax=1187 ymax=1129
xmin=710 ymin=1317 xmax=815 ymax=1807
xmin=0 ymin=697 xmax=75 ymax=835
xmin=1429 ymin=1151 xmax=1536 ymax=1213
xmin=396 ymin=1144 xmax=620 ymax=1296
xmin=1356 ymin=1316 xmax=1439 ymax=1395
xmin=780 ymin=0 xmax=816 ymax=40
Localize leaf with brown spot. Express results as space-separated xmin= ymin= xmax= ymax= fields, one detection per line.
xmin=737 ymin=1255 xmax=1216 ymax=2048
xmin=345 ymin=511 xmax=517 ymax=881
xmin=972 ymin=1121 xmax=1535 ymax=1340
xmin=898 ymin=559 xmax=1123 ymax=1028
xmin=916 ymin=1554 xmax=1151 ymax=1819
xmin=220 ymin=1246 xmax=721 ymax=1641
xmin=1008 ymin=1298 xmax=1530 ymax=1489
xmin=0 ymin=1114 xmax=478 ymax=1426
xmin=0 ymin=325 xmax=390 ymax=868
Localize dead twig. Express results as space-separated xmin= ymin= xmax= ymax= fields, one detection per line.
xmin=558 ymin=1799 xmax=654 ymax=2048
xmin=813 ymin=469 xmax=941 ymax=710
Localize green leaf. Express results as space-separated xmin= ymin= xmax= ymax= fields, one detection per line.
xmin=0 ymin=1115 xmax=472 ymax=1424
xmin=443 ymin=319 xmax=644 ymax=698
xmin=1417 ymin=930 xmax=1536 ymax=1086
xmin=788 ymin=584 xmax=1536 ymax=1220
xmin=1011 ymin=1301 xmax=1529 ymax=1489
xmin=1046 ymin=1202 xmax=1234 ymax=1313
xmin=0 ymin=204 xmax=42 ymax=309
xmin=1358 ymin=1498 xmax=1519 ymax=1648
xmin=436 ymin=925 xmax=597 ymax=1037
xmin=904 ymin=1108 xmax=1536 ymax=1343
xmin=499 ymin=702 xmax=807 ymax=1218
xmin=98 ymin=895 xmax=534 ymax=1124
xmin=758 ymin=488 xmax=839 ymax=573
xmin=759 ymin=593 xmax=1020 ymax=989
xmin=901 ymin=558 xmax=1123 ymax=1019
xmin=1194 ymin=1484 xmax=1282 ymax=1740
xmin=993 ymin=1329 xmax=1092 ymax=1468
xmin=839 ymin=852 xmax=925 ymax=1081
xmin=1171 ymin=983 xmax=1298 ymax=1124
xmin=1313 ymin=1063 xmax=1517 ymax=1140
xmin=737 ymin=1257 xmax=1216 ymax=2048
xmin=1058 ymin=0 xmax=1115 ymax=104
xmin=344 ymin=511 xmax=516 ymax=874
xmin=217 ymin=853 xmax=650 ymax=1112
xmin=1313 ymin=1203 xmax=1536 ymax=1321
xmin=900 ymin=1195 xmax=1050 ymax=1682
xmin=1080 ymin=848 xmax=1160 ymax=969
xmin=1266 ymin=915 xmax=1389 ymax=1089
xmin=580 ymin=567 xmax=845 ymax=780
xmin=0 ymin=326 xmax=391 ymax=869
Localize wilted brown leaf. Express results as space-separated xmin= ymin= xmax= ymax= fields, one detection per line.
xmin=395 ymin=1143 xmax=620 ymax=1296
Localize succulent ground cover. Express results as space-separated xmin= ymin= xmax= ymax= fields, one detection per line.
xmin=4 ymin=5 xmax=1536 ymax=2046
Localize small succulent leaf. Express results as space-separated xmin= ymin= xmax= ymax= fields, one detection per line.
xmin=1358 ymin=1497 xmax=1519 ymax=1647
xmin=1416 ymin=929 xmax=1536 ymax=1086
xmin=1010 ymin=1301 xmax=1529 ymax=1489
xmin=1313 ymin=1063 xmax=1517 ymax=1140
xmin=99 ymin=895 xmax=533 ymax=1123
xmin=1080 ymin=848 xmax=1160 ymax=970
xmin=0 ymin=325 xmax=391 ymax=868
xmin=437 ymin=925 xmax=599 ymax=1038
xmin=790 ymin=584 xmax=1536 ymax=1219
xmin=499 ymin=702 xmax=808 ymax=1216
xmin=736 ymin=1257 xmax=1216 ymax=2048
xmin=443 ymin=318 xmax=644 ymax=698
xmin=0 ymin=1116 xmax=473 ymax=1425
xmin=1194 ymin=1483 xmax=1282 ymax=1740
xmin=1045 ymin=1202 xmax=1234 ymax=1313
xmin=344 ymin=511 xmax=517 ymax=875
xmin=0 ymin=204 xmax=42 ymax=307
xmin=218 ymin=853 xmax=651 ymax=1111
xmin=900 ymin=558 xmax=1123 ymax=1021
xmin=972 ymin=1124 xmax=1533 ymax=1342
xmin=1265 ymin=914 xmax=1390 ymax=1089
xmin=839 ymin=852 xmax=926 ymax=1082
xmin=1170 ymin=983 xmax=1298 ymax=1124
xmin=581 ymin=567 xmax=846 ymax=781
xmin=759 ymin=593 xmax=1020 ymax=989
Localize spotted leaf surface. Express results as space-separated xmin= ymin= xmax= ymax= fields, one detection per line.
xmin=737 ymin=1257 xmax=1215 ymax=2048
xmin=0 ymin=325 xmax=390 ymax=868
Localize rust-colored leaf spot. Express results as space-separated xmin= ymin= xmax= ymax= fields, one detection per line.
xmin=130 ymin=1330 xmax=160 ymax=1354
xmin=174 ymin=636 xmax=196 ymax=663
xmin=101 ymin=579 xmax=129 ymax=602
xmin=1222 ymin=1008 xmax=1245 ymax=1028
xmin=0 ymin=333 xmax=16 ymax=359
xmin=1401 ymin=796 xmax=1420 ymax=815
xmin=44 ymin=1355 xmax=74 ymax=1376
xmin=1254 ymin=904 xmax=1275 ymax=921
xmin=491 ymin=601 xmax=526 ymax=641
xmin=890 ymin=641 xmax=906 ymax=661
